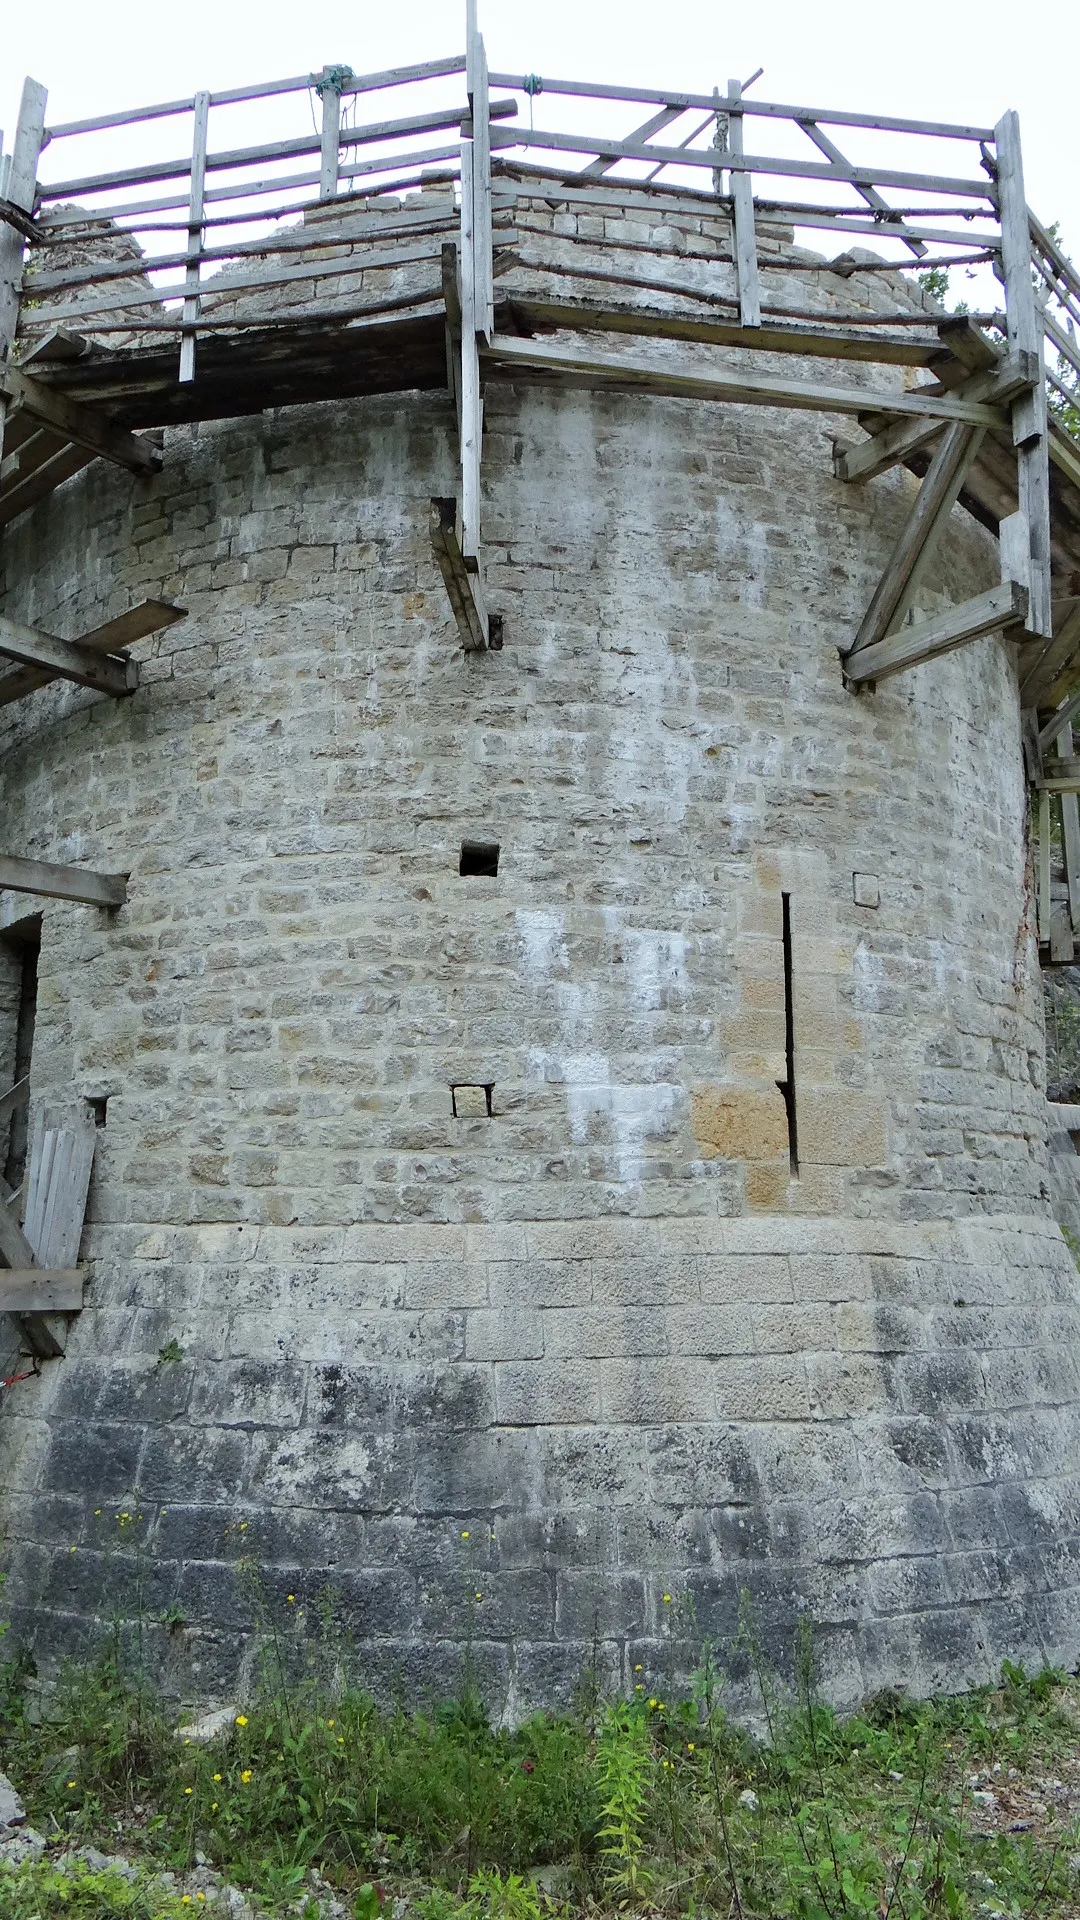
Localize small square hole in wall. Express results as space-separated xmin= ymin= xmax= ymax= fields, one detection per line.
xmin=87 ymin=1097 xmax=108 ymax=1128
xmin=459 ymin=841 xmax=500 ymax=877
xmin=452 ymin=1083 xmax=493 ymax=1118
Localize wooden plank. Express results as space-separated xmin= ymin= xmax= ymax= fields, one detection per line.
xmin=0 ymin=1270 xmax=83 ymax=1312
xmin=842 ymin=580 xmax=1028 ymax=685
xmin=1058 ymin=723 xmax=1080 ymax=931
xmin=0 ymin=855 xmax=127 ymax=909
xmin=849 ymin=423 xmax=985 ymax=655
xmin=430 ymin=495 xmax=491 ymax=651
xmin=0 ymin=599 xmax=184 ymax=707
xmin=319 ymin=70 xmax=343 ymax=200
xmin=179 ymin=89 xmax=210 ymax=384
xmin=459 ymin=142 xmax=483 ymax=563
xmin=0 ymin=365 xmax=161 ymax=474
xmin=1020 ymin=603 xmax=1080 ymax=711
xmin=995 ymin=109 xmax=1052 ymax=639
xmin=583 ymin=105 xmax=683 ymax=178
xmin=0 ymin=1179 xmax=37 ymax=1273
xmin=513 ymin=294 xmax=945 ymax=367
xmin=489 ymin=125 xmax=996 ymax=200
xmin=0 ymin=78 xmax=48 ymax=469
xmin=41 ymin=101 xmax=517 ymax=202
xmin=487 ymin=71 xmax=995 ymax=142
xmin=470 ymin=32 xmax=494 ymax=342
xmin=33 ymin=1121 xmax=94 ymax=1270
xmin=834 ymin=355 xmax=1035 ymax=483
xmin=480 ymin=331 xmax=1007 ymax=425
xmin=1038 ymin=790 xmax=1053 ymax=943
xmin=726 ymin=79 xmax=761 ymax=329
xmin=0 ymin=613 xmax=137 ymax=698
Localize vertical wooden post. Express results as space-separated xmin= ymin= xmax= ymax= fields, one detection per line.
xmin=471 ymin=32 xmax=493 ymax=342
xmin=710 ymin=86 xmax=728 ymax=200
xmin=727 ymin=78 xmax=761 ymax=329
xmin=458 ymin=139 xmax=482 ymax=567
xmin=319 ymin=69 xmax=342 ymax=200
xmin=995 ymin=109 xmax=1051 ymax=639
xmin=0 ymin=78 xmax=47 ymax=464
xmin=1057 ymin=722 xmax=1080 ymax=933
xmin=1038 ymin=789 xmax=1052 ymax=946
xmin=179 ymin=89 xmax=210 ymax=386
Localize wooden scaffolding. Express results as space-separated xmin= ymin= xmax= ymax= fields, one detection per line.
xmin=3 ymin=6 xmax=1080 ymax=1333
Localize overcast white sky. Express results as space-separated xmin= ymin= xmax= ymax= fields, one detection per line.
xmin=1 ymin=0 xmax=1077 ymax=267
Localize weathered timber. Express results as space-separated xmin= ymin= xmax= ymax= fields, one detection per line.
xmin=480 ymin=332 xmax=1007 ymax=425
xmin=843 ymin=581 xmax=1028 ymax=685
xmin=0 ymin=1271 xmax=83 ymax=1313
xmin=726 ymin=79 xmax=761 ymax=328
xmin=0 ymin=615 xmax=138 ymax=698
xmin=0 ymin=856 xmax=128 ymax=909
xmin=848 ymin=422 xmax=986 ymax=655
xmin=179 ymin=89 xmax=210 ymax=383
xmin=511 ymin=295 xmax=949 ymax=367
xmin=0 ymin=600 xmax=184 ymax=707
xmin=430 ymin=496 xmax=492 ymax=652
xmin=0 ymin=1078 xmax=30 ymax=1127
xmin=835 ymin=355 xmax=1035 ymax=484
xmin=996 ymin=109 xmax=1052 ymax=638
xmin=0 ymin=366 xmax=161 ymax=474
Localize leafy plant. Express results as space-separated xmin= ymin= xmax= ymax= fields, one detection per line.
xmin=593 ymin=1700 xmax=653 ymax=1901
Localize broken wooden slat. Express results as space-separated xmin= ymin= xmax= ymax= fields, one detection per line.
xmin=430 ymin=496 xmax=492 ymax=652
xmin=842 ymin=580 xmax=1028 ymax=685
xmin=0 ymin=855 xmax=128 ymax=908
xmin=847 ymin=422 xmax=985 ymax=657
xmin=0 ymin=1270 xmax=84 ymax=1313
xmin=0 ymin=598 xmax=184 ymax=707
xmin=0 ymin=613 xmax=138 ymax=697
xmin=28 ymin=1122 xmax=95 ymax=1271
xmin=0 ymin=365 xmax=161 ymax=475
xmin=481 ymin=332 xmax=1007 ymax=425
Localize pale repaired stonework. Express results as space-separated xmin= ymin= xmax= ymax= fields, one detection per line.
xmin=0 ymin=190 xmax=1078 ymax=1711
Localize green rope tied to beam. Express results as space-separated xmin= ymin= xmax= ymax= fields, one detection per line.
xmin=315 ymin=64 xmax=355 ymax=98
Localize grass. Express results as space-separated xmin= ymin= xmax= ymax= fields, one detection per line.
xmin=3 ymin=1615 xmax=1080 ymax=1919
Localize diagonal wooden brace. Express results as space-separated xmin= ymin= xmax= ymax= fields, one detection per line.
xmin=0 ymin=612 xmax=138 ymax=697
xmin=0 ymin=598 xmax=185 ymax=708
xmin=430 ymin=497 xmax=501 ymax=652
xmin=0 ymin=364 xmax=162 ymax=475
xmin=846 ymin=421 xmax=986 ymax=661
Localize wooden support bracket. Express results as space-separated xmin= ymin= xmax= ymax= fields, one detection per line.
xmin=430 ymin=497 xmax=500 ymax=652
xmin=0 ymin=612 xmax=138 ymax=697
xmin=0 ymin=598 xmax=185 ymax=708
xmin=842 ymin=580 xmax=1028 ymax=685
xmin=0 ymin=365 xmax=162 ymax=475
xmin=0 ymin=855 xmax=128 ymax=908
xmin=834 ymin=353 xmax=1036 ymax=484
xmin=847 ymin=421 xmax=986 ymax=659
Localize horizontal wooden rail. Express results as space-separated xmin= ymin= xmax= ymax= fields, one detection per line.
xmin=38 ymin=100 xmax=515 ymax=203
xmin=490 ymin=126 xmax=996 ymax=201
xmin=481 ymin=332 xmax=1008 ymax=425
xmin=488 ymin=72 xmax=996 ymax=142
xmin=44 ymin=54 xmax=468 ymax=139
xmin=0 ymin=1271 xmax=84 ymax=1313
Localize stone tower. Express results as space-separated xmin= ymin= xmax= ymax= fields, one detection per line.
xmin=2 ymin=31 xmax=1080 ymax=1711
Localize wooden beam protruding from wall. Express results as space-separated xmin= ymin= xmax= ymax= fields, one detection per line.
xmin=430 ymin=497 xmax=500 ymax=652
xmin=0 ymin=364 xmax=162 ymax=476
xmin=0 ymin=613 xmax=138 ymax=698
xmin=842 ymin=581 xmax=1028 ymax=686
xmin=0 ymin=598 xmax=185 ymax=708
xmin=0 ymin=855 xmax=128 ymax=909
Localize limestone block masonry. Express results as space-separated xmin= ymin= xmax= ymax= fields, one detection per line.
xmin=2 ymin=219 xmax=1080 ymax=1712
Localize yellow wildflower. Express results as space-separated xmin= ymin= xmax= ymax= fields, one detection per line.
xmin=184 ymin=1787 xmax=193 ymax=1796
xmin=211 ymin=1802 xmax=218 ymax=1813
xmin=634 ymin=1664 xmax=643 ymax=1672
xmin=326 ymin=1720 xmax=334 ymax=1728
xmin=648 ymin=1698 xmax=658 ymax=1709
xmin=240 ymin=1769 xmax=252 ymax=1784
xmin=474 ymin=1591 xmax=482 ymax=1601
xmin=662 ymin=1593 xmax=672 ymax=1604
xmin=235 ymin=1714 xmax=248 ymax=1727
xmin=66 ymin=1781 xmax=76 ymax=1789
xmin=460 ymin=1530 xmax=470 ymax=1539
xmin=287 ymin=1594 xmax=296 ymax=1604
xmin=687 ymin=1743 xmax=695 ymax=1753
xmin=213 ymin=1774 xmax=221 ymax=1783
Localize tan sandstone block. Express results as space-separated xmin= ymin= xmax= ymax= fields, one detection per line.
xmin=798 ymin=1089 xmax=887 ymax=1167
xmin=745 ymin=1158 xmax=794 ymax=1211
xmin=691 ymin=1085 xmax=789 ymax=1161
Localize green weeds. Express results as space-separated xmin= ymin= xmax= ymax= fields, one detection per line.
xmin=1 ymin=1606 xmax=1079 ymax=1916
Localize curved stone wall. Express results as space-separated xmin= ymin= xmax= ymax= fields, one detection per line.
xmin=1 ymin=216 xmax=1079 ymax=1709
